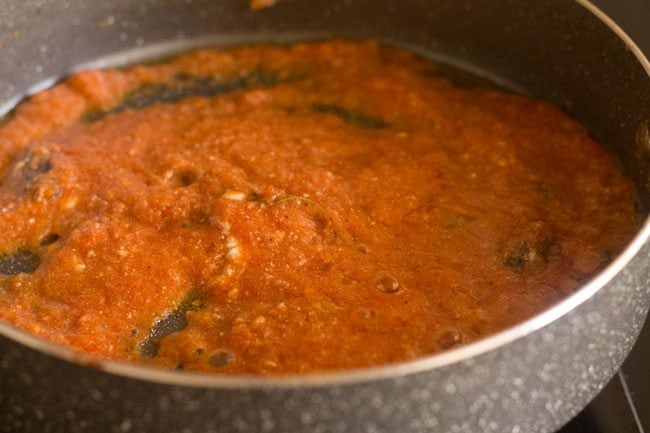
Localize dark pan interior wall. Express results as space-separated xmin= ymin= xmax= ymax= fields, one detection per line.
xmin=590 ymin=0 xmax=650 ymax=55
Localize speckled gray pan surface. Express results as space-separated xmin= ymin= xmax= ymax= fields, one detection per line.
xmin=0 ymin=1 xmax=649 ymax=432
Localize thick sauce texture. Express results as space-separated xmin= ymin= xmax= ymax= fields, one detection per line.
xmin=0 ymin=40 xmax=639 ymax=374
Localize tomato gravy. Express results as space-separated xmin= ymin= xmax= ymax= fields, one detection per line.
xmin=0 ymin=40 xmax=639 ymax=374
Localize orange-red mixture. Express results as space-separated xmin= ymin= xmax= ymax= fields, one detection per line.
xmin=0 ymin=40 xmax=639 ymax=374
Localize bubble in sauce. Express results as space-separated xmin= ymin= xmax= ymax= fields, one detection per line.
xmin=376 ymin=275 xmax=400 ymax=294
xmin=437 ymin=328 xmax=462 ymax=350
xmin=209 ymin=349 xmax=236 ymax=368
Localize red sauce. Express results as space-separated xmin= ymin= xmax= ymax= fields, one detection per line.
xmin=0 ymin=40 xmax=639 ymax=374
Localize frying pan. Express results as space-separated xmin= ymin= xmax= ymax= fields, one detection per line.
xmin=0 ymin=1 xmax=649 ymax=432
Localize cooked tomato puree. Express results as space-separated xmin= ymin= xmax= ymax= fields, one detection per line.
xmin=0 ymin=40 xmax=639 ymax=374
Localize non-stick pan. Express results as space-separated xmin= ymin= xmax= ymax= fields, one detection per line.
xmin=0 ymin=1 xmax=649 ymax=432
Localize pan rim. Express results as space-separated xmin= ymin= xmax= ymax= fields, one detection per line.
xmin=0 ymin=0 xmax=648 ymax=390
